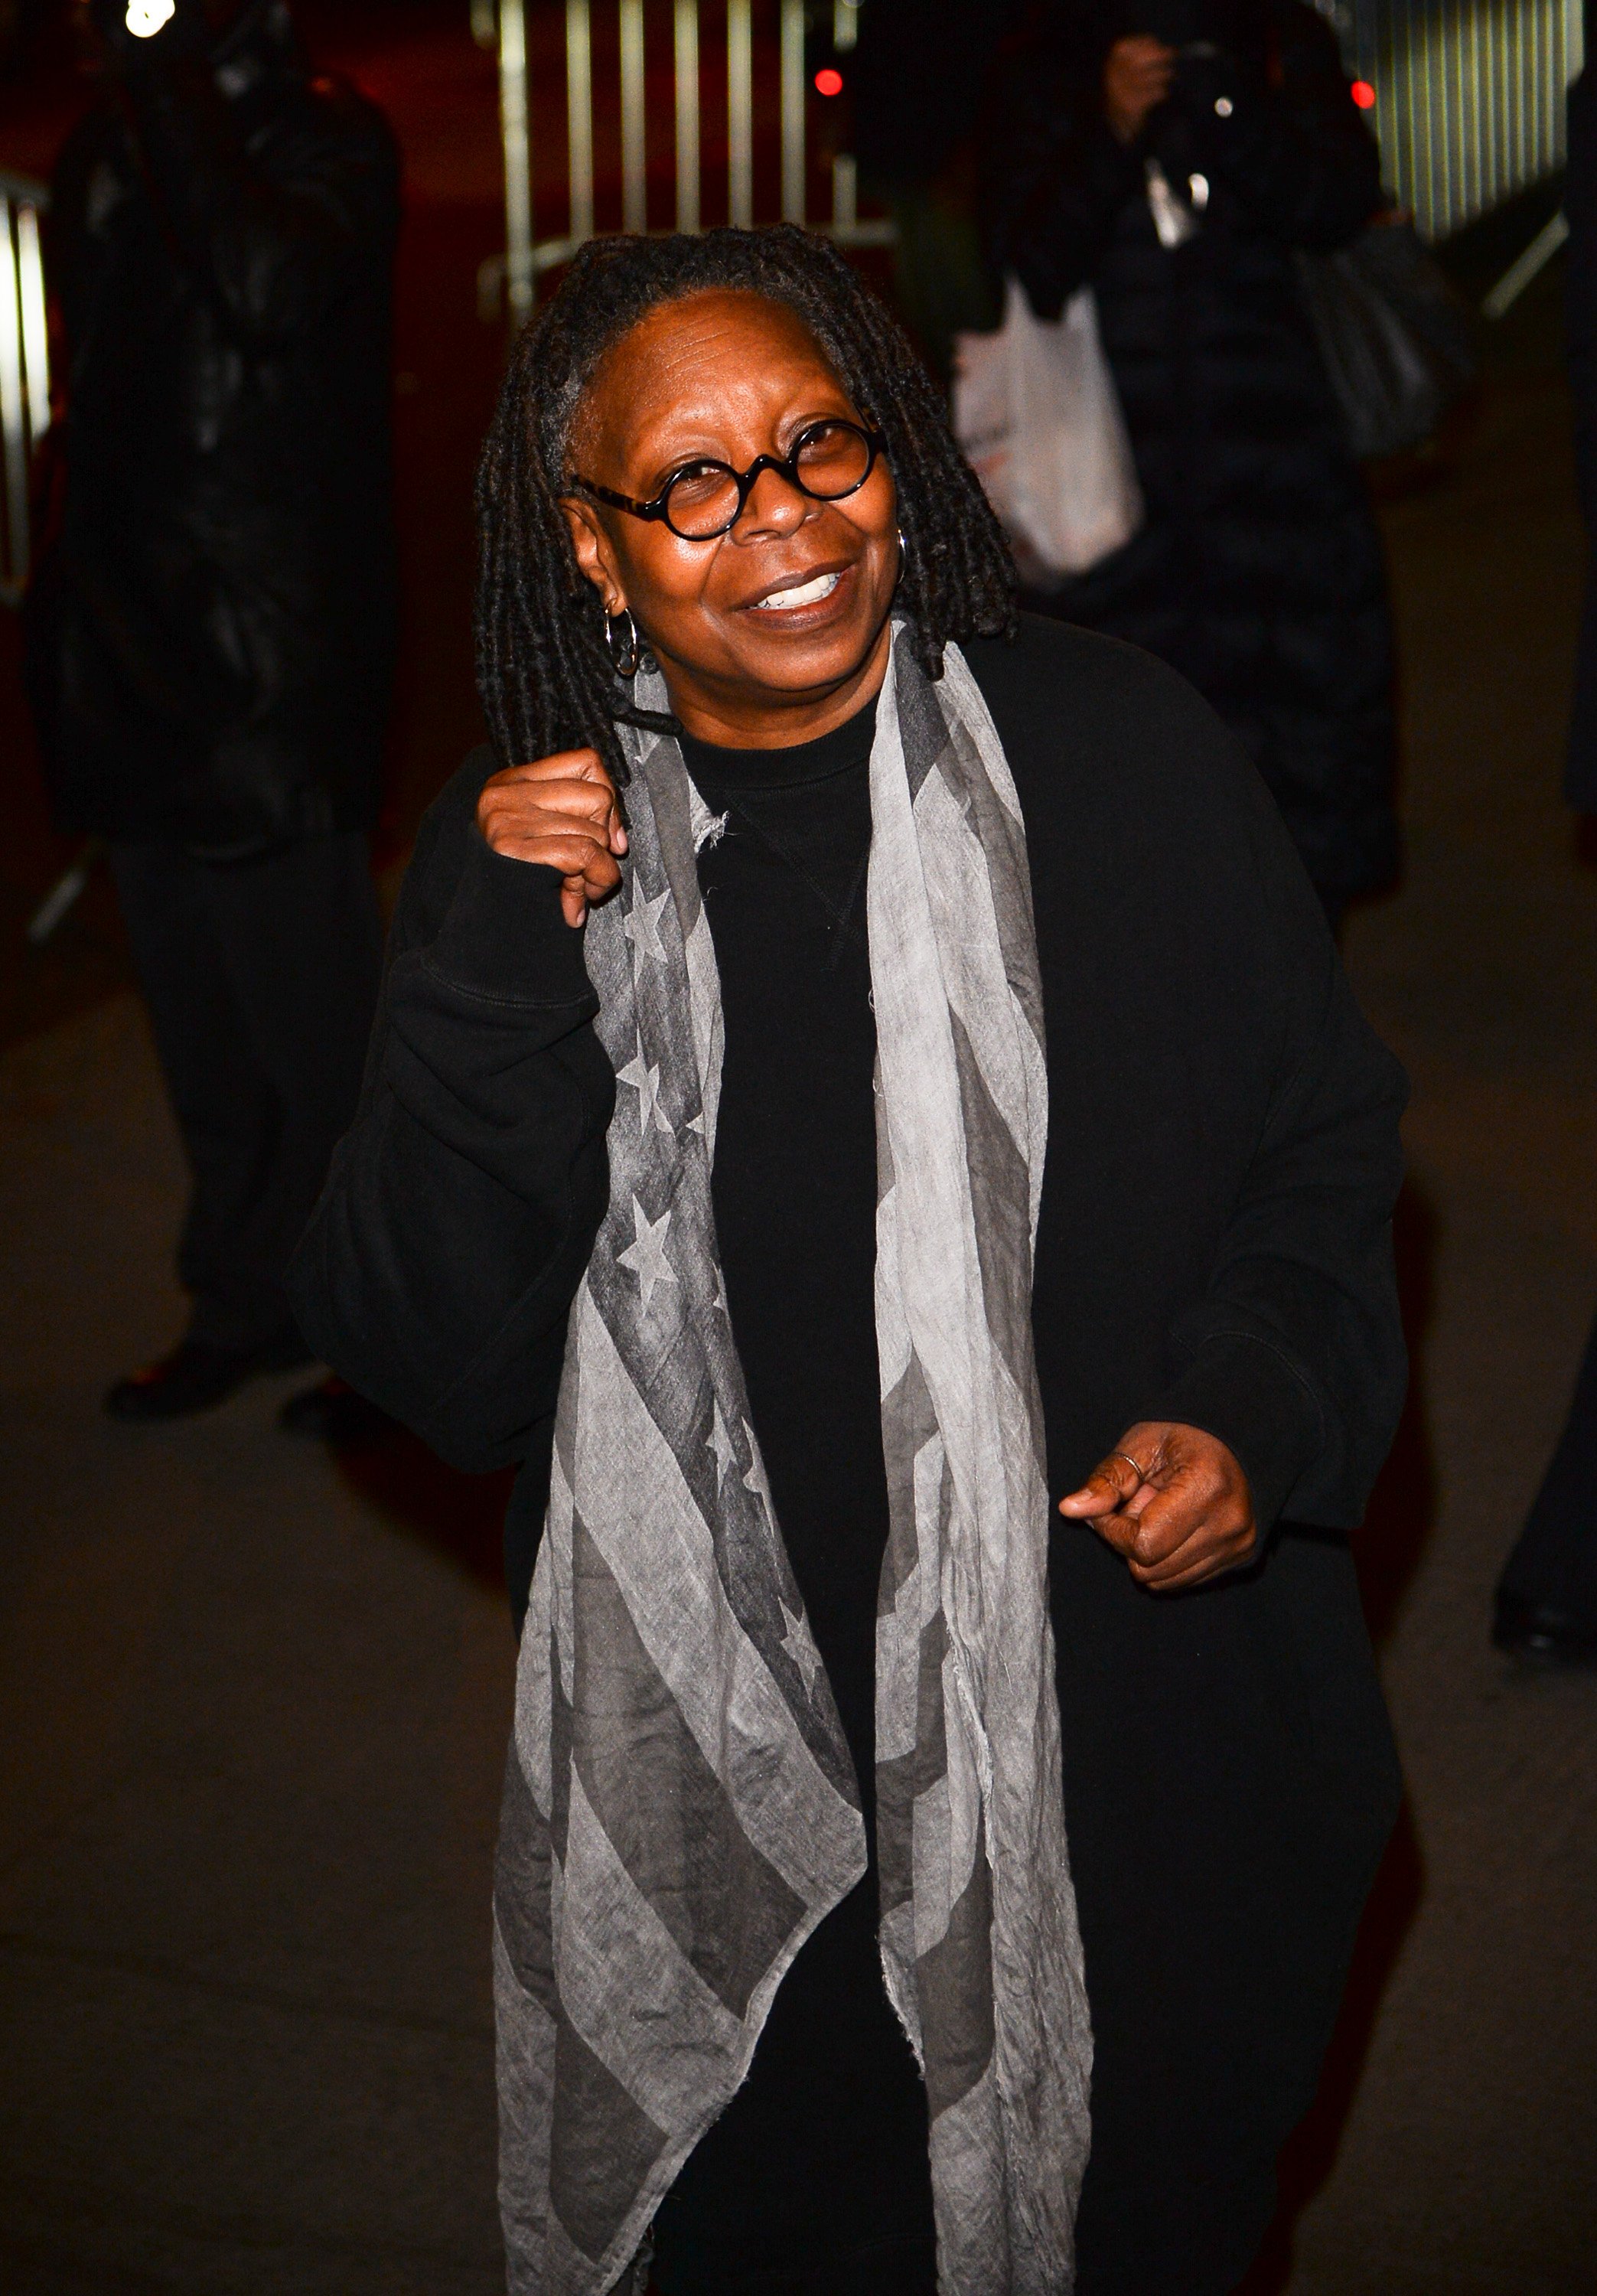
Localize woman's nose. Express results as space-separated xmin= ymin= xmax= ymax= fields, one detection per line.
xmin=733 ymin=463 xmax=810 ymax=538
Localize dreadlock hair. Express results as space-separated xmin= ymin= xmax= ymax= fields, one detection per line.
xmin=474 ymin=223 xmax=1017 ymax=784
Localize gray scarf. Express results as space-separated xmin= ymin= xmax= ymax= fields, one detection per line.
xmin=494 ymin=628 xmax=1091 ymax=2294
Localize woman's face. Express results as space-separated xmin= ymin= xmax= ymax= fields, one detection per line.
xmin=559 ymin=289 xmax=900 ymax=746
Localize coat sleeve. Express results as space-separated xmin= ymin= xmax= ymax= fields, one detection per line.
xmin=118 ymin=57 xmax=397 ymax=344
xmin=1141 ymin=781 xmax=1409 ymax=1537
xmin=286 ymin=755 xmax=615 ymax=1472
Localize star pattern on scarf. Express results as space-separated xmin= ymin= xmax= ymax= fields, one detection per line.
xmin=778 ymin=1598 xmax=822 ymax=1698
xmin=616 ymin=1195 xmax=676 ymax=1313
xmin=707 ymin=1399 xmax=738 ymax=1486
xmin=616 ymin=1038 xmax=673 ymax=1138
xmin=741 ymin=1419 xmax=768 ymax=1502
xmin=624 ymin=882 xmax=671 ymax=965
xmin=499 ymin=656 xmax=1089 ymax=2281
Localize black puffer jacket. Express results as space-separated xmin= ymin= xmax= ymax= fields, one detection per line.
xmin=27 ymin=0 xmax=399 ymax=857
xmin=986 ymin=0 xmax=1396 ymax=902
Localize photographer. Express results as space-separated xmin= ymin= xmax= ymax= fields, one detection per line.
xmin=27 ymin=0 xmax=399 ymax=1420
xmin=984 ymin=0 xmax=1395 ymax=925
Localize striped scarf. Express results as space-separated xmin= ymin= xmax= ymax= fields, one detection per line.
xmin=494 ymin=626 xmax=1091 ymax=2295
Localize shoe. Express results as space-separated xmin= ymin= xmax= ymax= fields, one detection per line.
xmin=277 ymin=1374 xmax=395 ymax=1445
xmin=1492 ymin=1590 xmax=1597 ymax=1670
xmin=103 ymin=1328 xmax=311 ymax=1422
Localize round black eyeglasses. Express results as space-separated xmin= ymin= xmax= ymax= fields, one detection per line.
xmin=569 ymin=419 xmax=886 ymax=542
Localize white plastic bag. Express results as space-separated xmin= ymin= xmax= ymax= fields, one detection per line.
xmin=952 ymin=275 xmax=1143 ymax=581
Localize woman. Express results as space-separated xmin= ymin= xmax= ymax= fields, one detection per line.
xmin=290 ymin=226 xmax=1406 ymax=2296
xmin=983 ymin=0 xmax=1397 ymax=921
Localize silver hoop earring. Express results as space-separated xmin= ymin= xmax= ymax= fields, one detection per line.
xmin=897 ymin=528 xmax=908 ymax=573
xmin=605 ymin=608 xmax=643 ymax=680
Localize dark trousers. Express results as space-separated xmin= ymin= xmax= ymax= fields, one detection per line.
xmin=1498 ymin=1308 xmax=1597 ymax=1632
xmin=110 ymin=833 xmax=383 ymax=1355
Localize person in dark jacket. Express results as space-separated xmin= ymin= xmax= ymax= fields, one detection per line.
xmin=26 ymin=0 xmax=399 ymax=1420
xmin=291 ymin=227 xmax=1406 ymax=2295
xmin=983 ymin=0 xmax=1397 ymax=921
xmin=1492 ymin=56 xmax=1597 ymax=1667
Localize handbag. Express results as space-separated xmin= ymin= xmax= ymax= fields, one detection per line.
xmin=1295 ymin=217 xmax=1478 ymax=462
xmin=952 ymin=274 xmax=1144 ymax=582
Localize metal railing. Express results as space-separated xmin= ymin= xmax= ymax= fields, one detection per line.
xmin=481 ymin=0 xmax=1587 ymax=326
xmin=0 ymin=171 xmax=49 ymax=606
xmin=1333 ymin=0 xmax=1584 ymax=241
xmin=476 ymin=0 xmax=889 ymax=323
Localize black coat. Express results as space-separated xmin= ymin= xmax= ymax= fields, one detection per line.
xmin=288 ymin=618 xmax=1406 ymax=2285
xmin=986 ymin=0 xmax=1397 ymax=902
xmin=25 ymin=1 xmax=399 ymax=857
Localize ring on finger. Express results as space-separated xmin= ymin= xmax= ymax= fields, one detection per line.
xmin=1111 ymin=1450 xmax=1149 ymax=1484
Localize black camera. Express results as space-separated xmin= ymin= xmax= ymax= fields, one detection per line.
xmin=1168 ymin=39 xmax=1237 ymax=124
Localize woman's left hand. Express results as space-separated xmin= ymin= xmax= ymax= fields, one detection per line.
xmin=1058 ymin=1424 xmax=1257 ymax=1592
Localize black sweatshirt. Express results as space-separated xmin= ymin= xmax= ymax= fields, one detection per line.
xmin=291 ymin=613 xmax=1403 ymax=1549
xmin=288 ymin=614 xmax=1407 ymax=2290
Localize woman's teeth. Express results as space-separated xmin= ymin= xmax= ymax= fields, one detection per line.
xmin=752 ymin=570 xmax=842 ymax=612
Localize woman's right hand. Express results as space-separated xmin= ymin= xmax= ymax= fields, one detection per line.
xmin=1104 ymin=35 xmax=1177 ymax=145
xmin=476 ymin=748 xmax=628 ymax=928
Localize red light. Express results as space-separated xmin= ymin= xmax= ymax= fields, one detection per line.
xmin=813 ymin=67 xmax=844 ymax=96
xmin=1351 ymin=79 xmax=1376 ymax=109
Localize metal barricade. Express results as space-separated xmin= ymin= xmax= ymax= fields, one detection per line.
xmin=477 ymin=0 xmax=1588 ymax=328
xmin=0 ymin=170 xmax=49 ymax=607
xmin=476 ymin=0 xmax=888 ymax=323
xmin=1333 ymin=0 xmax=1583 ymax=241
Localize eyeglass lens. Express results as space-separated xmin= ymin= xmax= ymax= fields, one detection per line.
xmin=665 ymin=422 xmax=873 ymax=539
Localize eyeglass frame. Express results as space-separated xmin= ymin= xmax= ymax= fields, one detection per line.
xmin=566 ymin=418 xmax=888 ymax=542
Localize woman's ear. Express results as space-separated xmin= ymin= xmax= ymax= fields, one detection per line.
xmin=560 ymin=497 xmax=627 ymax=618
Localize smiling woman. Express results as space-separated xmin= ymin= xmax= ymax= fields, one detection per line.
xmin=558 ymin=290 xmax=902 ymax=754
xmin=471 ymin=232 xmax=1012 ymax=787
xmin=291 ymin=227 xmax=1410 ymax=2296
